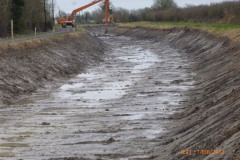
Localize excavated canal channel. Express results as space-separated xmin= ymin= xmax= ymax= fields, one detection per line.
xmin=0 ymin=32 xmax=195 ymax=159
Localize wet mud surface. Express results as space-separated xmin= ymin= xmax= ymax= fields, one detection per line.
xmin=119 ymin=28 xmax=240 ymax=160
xmin=0 ymin=33 xmax=195 ymax=159
xmin=1 ymin=27 xmax=239 ymax=160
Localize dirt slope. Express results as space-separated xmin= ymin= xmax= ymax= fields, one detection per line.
xmin=112 ymin=27 xmax=240 ymax=160
xmin=0 ymin=33 xmax=105 ymax=105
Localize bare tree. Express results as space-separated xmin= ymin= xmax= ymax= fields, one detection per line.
xmin=152 ymin=0 xmax=177 ymax=9
xmin=0 ymin=0 xmax=11 ymax=36
xmin=0 ymin=0 xmax=53 ymax=37
xmin=92 ymin=9 xmax=104 ymax=24
xmin=50 ymin=0 xmax=56 ymax=25
xmin=114 ymin=8 xmax=129 ymax=23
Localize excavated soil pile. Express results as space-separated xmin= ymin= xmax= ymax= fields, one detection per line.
xmin=0 ymin=33 xmax=105 ymax=105
xmin=121 ymin=27 xmax=240 ymax=160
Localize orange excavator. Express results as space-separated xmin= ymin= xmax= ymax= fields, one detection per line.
xmin=104 ymin=0 xmax=109 ymax=33
xmin=57 ymin=0 xmax=103 ymax=28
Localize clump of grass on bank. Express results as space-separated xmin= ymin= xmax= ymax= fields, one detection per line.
xmin=119 ymin=21 xmax=240 ymax=42
xmin=52 ymin=27 xmax=86 ymax=40
xmin=119 ymin=21 xmax=240 ymax=31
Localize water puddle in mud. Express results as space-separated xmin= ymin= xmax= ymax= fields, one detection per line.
xmin=55 ymin=76 xmax=133 ymax=101
xmin=122 ymin=113 xmax=145 ymax=120
xmin=59 ymin=83 xmax=85 ymax=91
xmin=54 ymin=45 xmax=159 ymax=102
xmin=143 ymin=129 xmax=164 ymax=139
xmin=77 ymin=72 xmax=103 ymax=80
xmin=78 ymin=81 xmax=132 ymax=100
xmin=118 ymin=49 xmax=159 ymax=74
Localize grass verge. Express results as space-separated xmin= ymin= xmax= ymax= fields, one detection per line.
xmin=119 ymin=21 xmax=240 ymax=42
xmin=0 ymin=25 xmax=86 ymax=43
xmin=0 ymin=27 xmax=86 ymax=51
xmin=119 ymin=21 xmax=240 ymax=31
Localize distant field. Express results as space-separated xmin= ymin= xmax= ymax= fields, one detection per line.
xmin=119 ymin=21 xmax=240 ymax=42
xmin=119 ymin=21 xmax=240 ymax=31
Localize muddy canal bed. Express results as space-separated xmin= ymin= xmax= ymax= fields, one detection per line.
xmin=0 ymin=35 xmax=195 ymax=159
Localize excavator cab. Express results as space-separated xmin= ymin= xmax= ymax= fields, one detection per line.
xmin=57 ymin=18 xmax=75 ymax=28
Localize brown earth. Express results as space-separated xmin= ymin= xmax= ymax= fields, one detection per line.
xmin=0 ymin=33 xmax=105 ymax=105
xmin=111 ymin=27 xmax=240 ymax=160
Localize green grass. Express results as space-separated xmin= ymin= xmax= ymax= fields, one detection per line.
xmin=0 ymin=152 xmax=15 ymax=157
xmin=119 ymin=21 xmax=240 ymax=32
xmin=0 ymin=28 xmax=57 ymax=41
xmin=119 ymin=21 xmax=240 ymax=43
xmin=0 ymin=25 xmax=86 ymax=42
xmin=0 ymin=143 xmax=30 ymax=148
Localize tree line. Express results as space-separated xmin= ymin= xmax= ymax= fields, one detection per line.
xmin=0 ymin=0 xmax=54 ymax=37
xmin=1 ymin=0 xmax=240 ymax=37
xmin=79 ymin=0 xmax=240 ymax=24
xmin=146 ymin=0 xmax=240 ymax=23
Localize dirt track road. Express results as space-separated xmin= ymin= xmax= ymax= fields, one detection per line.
xmin=0 ymin=34 xmax=195 ymax=159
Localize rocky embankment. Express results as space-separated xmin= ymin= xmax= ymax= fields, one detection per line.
xmin=0 ymin=33 xmax=105 ymax=105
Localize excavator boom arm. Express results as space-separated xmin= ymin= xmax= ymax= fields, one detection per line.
xmin=105 ymin=0 xmax=109 ymax=26
xmin=68 ymin=0 xmax=102 ymax=21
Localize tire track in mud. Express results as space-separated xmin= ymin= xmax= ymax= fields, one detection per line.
xmin=0 ymin=34 xmax=195 ymax=159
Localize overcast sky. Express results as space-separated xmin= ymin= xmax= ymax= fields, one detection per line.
xmin=56 ymin=0 xmax=226 ymax=13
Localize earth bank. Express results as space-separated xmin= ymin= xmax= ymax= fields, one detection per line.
xmin=109 ymin=27 xmax=240 ymax=160
xmin=0 ymin=33 xmax=105 ymax=105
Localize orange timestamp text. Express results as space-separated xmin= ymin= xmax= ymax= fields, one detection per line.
xmin=181 ymin=149 xmax=225 ymax=155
